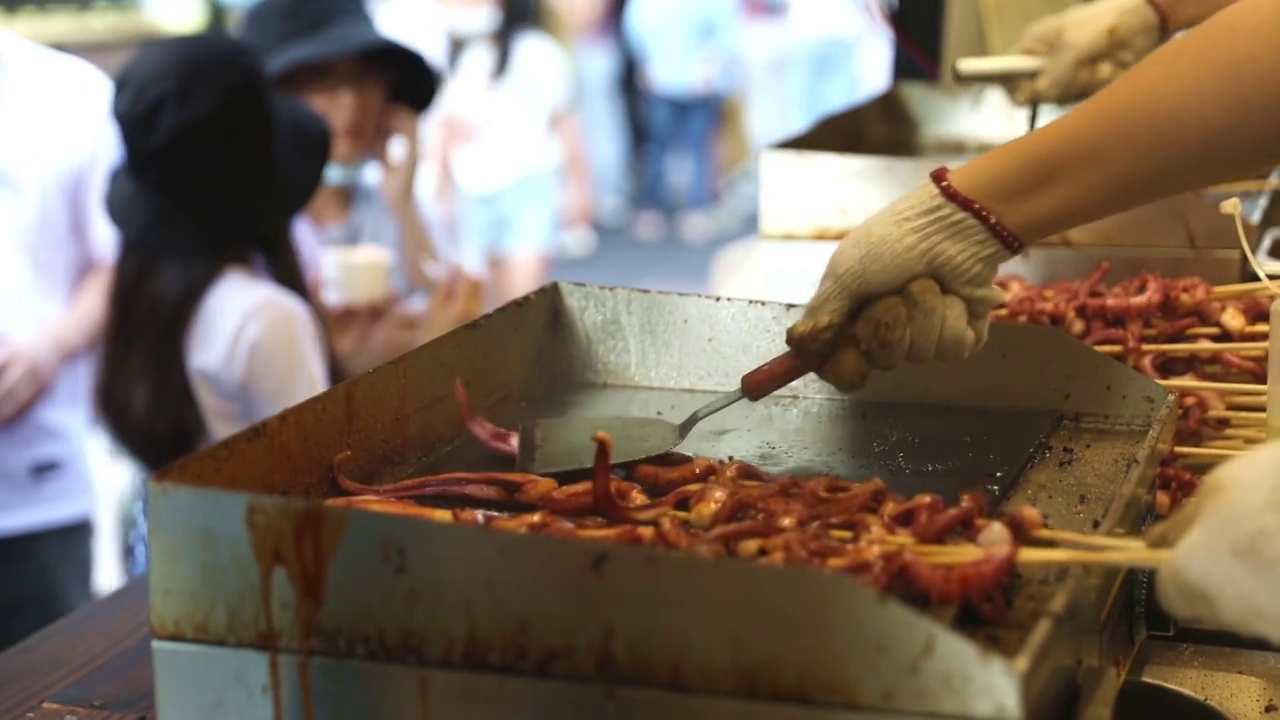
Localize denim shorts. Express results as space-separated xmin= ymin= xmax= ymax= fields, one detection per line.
xmin=125 ymin=481 xmax=148 ymax=578
xmin=456 ymin=170 xmax=561 ymax=269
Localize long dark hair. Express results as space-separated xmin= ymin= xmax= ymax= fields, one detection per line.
xmin=448 ymin=0 xmax=540 ymax=78
xmin=98 ymin=227 xmax=337 ymax=471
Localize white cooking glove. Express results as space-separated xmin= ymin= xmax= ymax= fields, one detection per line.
xmin=1008 ymin=0 xmax=1163 ymax=106
xmin=786 ymin=182 xmax=1012 ymax=393
xmin=1147 ymin=442 xmax=1280 ymax=644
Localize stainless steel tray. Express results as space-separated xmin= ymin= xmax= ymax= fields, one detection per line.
xmin=148 ymin=284 xmax=1178 ymax=719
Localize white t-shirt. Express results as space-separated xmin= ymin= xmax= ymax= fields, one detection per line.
xmin=366 ymin=0 xmax=450 ymax=71
xmin=0 ymin=32 xmax=121 ymax=539
xmin=435 ymin=29 xmax=573 ymax=196
xmin=185 ymin=267 xmax=329 ymax=445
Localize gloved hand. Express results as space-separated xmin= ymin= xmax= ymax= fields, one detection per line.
xmin=786 ymin=182 xmax=1012 ymax=393
xmin=1008 ymin=0 xmax=1163 ymax=106
xmin=1146 ymin=442 xmax=1280 ymax=644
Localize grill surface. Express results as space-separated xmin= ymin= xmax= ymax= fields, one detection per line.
xmin=148 ymin=284 xmax=1177 ymax=719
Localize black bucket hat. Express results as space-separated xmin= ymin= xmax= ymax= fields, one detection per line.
xmin=239 ymin=0 xmax=439 ymax=112
xmin=108 ymin=33 xmax=330 ymax=258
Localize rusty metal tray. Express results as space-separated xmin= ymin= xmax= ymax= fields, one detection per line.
xmin=148 ymin=284 xmax=1177 ymax=719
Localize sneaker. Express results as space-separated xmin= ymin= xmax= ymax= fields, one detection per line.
xmin=676 ymin=209 xmax=717 ymax=246
xmin=631 ymin=209 xmax=669 ymax=244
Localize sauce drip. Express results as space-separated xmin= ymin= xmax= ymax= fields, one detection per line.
xmin=246 ymin=501 xmax=349 ymax=720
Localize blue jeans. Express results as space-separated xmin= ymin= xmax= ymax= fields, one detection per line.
xmin=125 ymin=481 xmax=148 ymax=578
xmin=637 ymin=94 xmax=723 ymax=211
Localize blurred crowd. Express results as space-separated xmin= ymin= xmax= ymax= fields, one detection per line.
xmin=364 ymin=0 xmax=897 ymax=269
xmin=0 ymin=0 xmax=897 ymax=650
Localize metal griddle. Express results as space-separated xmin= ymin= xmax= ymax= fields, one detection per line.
xmin=147 ymin=284 xmax=1177 ymax=720
xmin=431 ymin=388 xmax=1059 ymax=504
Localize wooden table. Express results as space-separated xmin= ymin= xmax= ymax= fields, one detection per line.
xmin=0 ymin=578 xmax=153 ymax=720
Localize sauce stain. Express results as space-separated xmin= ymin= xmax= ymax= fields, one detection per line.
xmin=394 ymin=361 xmax=411 ymax=455
xmin=344 ymin=381 xmax=359 ymax=443
xmin=246 ymin=501 xmax=350 ymax=720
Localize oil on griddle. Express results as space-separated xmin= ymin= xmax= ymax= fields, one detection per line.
xmin=417 ymin=385 xmax=1063 ymax=505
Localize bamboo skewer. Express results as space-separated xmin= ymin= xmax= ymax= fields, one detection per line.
xmin=992 ymin=277 xmax=1274 ymax=484
xmin=1158 ymin=379 xmax=1267 ymax=395
xmin=1140 ymin=324 xmax=1269 ymax=339
xmin=827 ymin=526 xmax=1130 ymax=550
xmin=1201 ymin=438 xmax=1256 ymax=450
xmin=1224 ymin=395 xmax=1268 ymax=409
xmin=1206 ymin=426 xmax=1268 ymax=441
xmin=1206 ymin=409 xmax=1266 ymax=424
xmin=1171 ymin=446 xmax=1244 ymax=459
xmin=1140 ymin=341 xmax=1265 ymax=353
xmin=1094 ymin=341 xmax=1269 ymax=355
xmin=1210 ymin=281 xmax=1277 ymax=300
xmin=914 ymin=546 xmax=1171 ymax=569
xmin=722 ymin=515 xmax=1143 ymax=553
xmin=1015 ymin=547 xmax=1170 ymax=568
xmin=1028 ymin=528 xmax=1145 ymax=550
xmin=1210 ymin=351 xmax=1267 ymax=359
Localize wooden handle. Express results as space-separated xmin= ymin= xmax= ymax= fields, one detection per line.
xmin=952 ymin=55 xmax=1046 ymax=81
xmin=740 ymin=350 xmax=823 ymax=402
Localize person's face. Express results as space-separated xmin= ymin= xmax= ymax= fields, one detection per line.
xmin=282 ymin=58 xmax=390 ymax=164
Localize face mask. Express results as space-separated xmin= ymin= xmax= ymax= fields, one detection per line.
xmin=321 ymin=159 xmax=368 ymax=189
xmin=446 ymin=5 xmax=502 ymax=39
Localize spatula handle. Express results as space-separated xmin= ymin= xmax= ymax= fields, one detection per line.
xmin=740 ymin=350 xmax=823 ymax=402
xmin=952 ymin=55 xmax=1046 ymax=82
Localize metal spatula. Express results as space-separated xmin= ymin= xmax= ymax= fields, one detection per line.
xmin=952 ymin=54 xmax=1047 ymax=133
xmin=514 ymin=350 xmax=821 ymax=475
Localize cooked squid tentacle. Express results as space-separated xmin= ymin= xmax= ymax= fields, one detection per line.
xmin=630 ymin=454 xmax=719 ymax=495
xmin=902 ymin=543 xmax=1017 ymax=620
xmin=454 ymin=377 xmax=520 ymax=456
xmin=333 ymin=432 xmax=1039 ymax=621
xmin=994 ymin=264 xmax=1268 ymax=515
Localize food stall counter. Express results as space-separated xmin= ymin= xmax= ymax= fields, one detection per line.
xmin=0 ymin=579 xmax=152 ymax=719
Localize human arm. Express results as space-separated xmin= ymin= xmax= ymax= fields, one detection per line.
xmin=0 ymin=266 xmax=113 ymax=423
xmin=0 ymin=116 xmax=120 ymax=423
xmin=787 ymin=0 xmax=1280 ymax=392
xmin=382 ymin=106 xmax=438 ymax=292
xmin=536 ymin=35 xmax=593 ymax=225
xmin=555 ymin=112 xmax=594 ymax=226
xmin=1156 ymin=0 xmax=1244 ymax=30
xmin=392 ymin=201 xmax=437 ymax=292
xmin=1008 ymin=0 xmax=1243 ymax=104
xmin=51 ymin=114 xmax=121 ymax=360
xmin=960 ymin=0 xmax=1280 ymax=241
xmin=1145 ymin=442 xmax=1280 ymax=644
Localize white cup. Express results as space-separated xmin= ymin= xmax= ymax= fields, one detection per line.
xmin=318 ymin=244 xmax=394 ymax=308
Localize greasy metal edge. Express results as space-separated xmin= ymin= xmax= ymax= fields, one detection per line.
xmin=1015 ymin=393 xmax=1179 ymax=720
xmin=148 ymin=284 xmax=1173 ymax=718
xmin=557 ymin=284 xmax=1174 ymax=421
xmin=148 ymin=483 xmax=1025 ymax=717
xmin=152 ymin=640 xmax=947 ymax=720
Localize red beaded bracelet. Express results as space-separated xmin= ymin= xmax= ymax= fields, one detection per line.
xmin=1146 ymin=0 xmax=1171 ymax=36
xmin=929 ymin=167 xmax=1026 ymax=256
